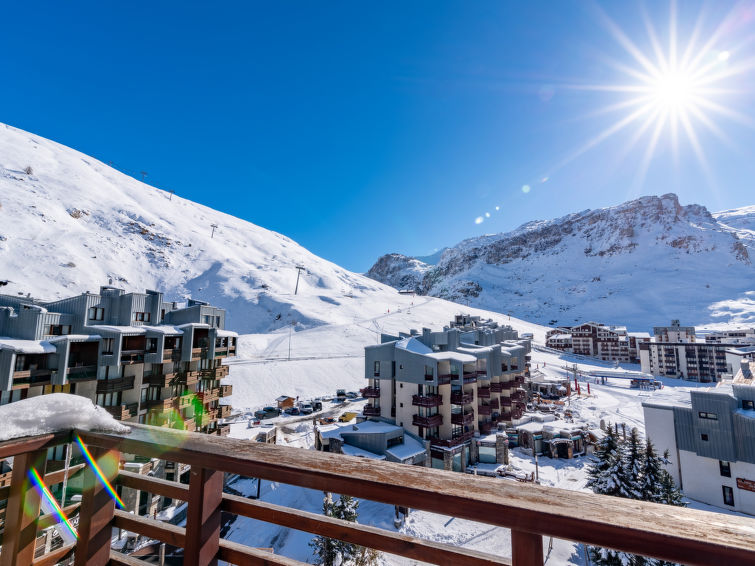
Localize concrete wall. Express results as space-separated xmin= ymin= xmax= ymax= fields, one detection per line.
xmin=679 ymin=450 xmax=755 ymax=515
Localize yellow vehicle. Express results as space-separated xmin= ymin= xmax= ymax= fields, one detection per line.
xmin=338 ymin=411 xmax=358 ymax=422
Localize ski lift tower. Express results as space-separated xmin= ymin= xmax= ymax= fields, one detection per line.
xmin=294 ymin=266 xmax=306 ymax=295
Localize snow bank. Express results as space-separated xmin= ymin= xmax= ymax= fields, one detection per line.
xmin=0 ymin=393 xmax=130 ymax=441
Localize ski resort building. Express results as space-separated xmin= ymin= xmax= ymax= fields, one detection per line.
xmin=362 ymin=316 xmax=530 ymax=471
xmin=639 ymin=320 xmax=739 ymax=382
xmin=642 ymin=361 xmax=755 ymax=515
xmin=0 ymin=285 xmax=236 ymax=435
xmin=544 ymin=322 xmax=649 ymax=363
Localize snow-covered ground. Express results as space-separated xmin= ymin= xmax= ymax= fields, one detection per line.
xmin=218 ymin=302 xmax=732 ymax=565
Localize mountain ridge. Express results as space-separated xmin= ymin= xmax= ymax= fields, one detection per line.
xmin=367 ymin=193 xmax=755 ymax=329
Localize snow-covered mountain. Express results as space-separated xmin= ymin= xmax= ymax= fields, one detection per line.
xmin=367 ymin=194 xmax=755 ymax=330
xmin=0 ymin=123 xmax=428 ymax=333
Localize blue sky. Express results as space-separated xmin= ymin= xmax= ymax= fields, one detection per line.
xmin=3 ymin=1 xmax=754 ymax=272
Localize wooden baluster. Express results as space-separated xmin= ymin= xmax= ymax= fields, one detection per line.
xmin=511 ymin=530 xmax=544 ymax=566
xmin=184 ymin=467 xmax=223 ymax=566
xmin=75 ymin=447 xmax=121 ymax=566
xmin=0 ymin=449 xmax=47 ymax=566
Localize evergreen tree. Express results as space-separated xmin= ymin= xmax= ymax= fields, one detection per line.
xmin=658 ymin=450 xmax=685 ymax=508
xmin=333 ymin=494 xmax=360 ymax=563
xmin=587 ymin=424 xmax=621 ymax=494
xmin=639 ymin=440 xmax=665 ymax=503
xmin=310 ymin=494 xmax=339 ymax=566
xmin=618 ymin=428 xmax=644 ymax=500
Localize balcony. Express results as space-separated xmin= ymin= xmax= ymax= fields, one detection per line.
xmin=219 ymin=405 xmax=232 ymax=419
xmin=217 ymin=424 xmax=231 ymax=437
xmin=181 ymin=418 xmax=196 ymax=432
xmin=214 ymin=347 xmax=229 ymax=359
xmin=176 ymin=371 xmax=199 ymax=386
xmin=104 ymin=403 xmax=138 ymax=421
xmin=11 ymin=368 xmax=53 ymax=388
xmin=96 ymin=375 xmax=135 ymax=393
xmin=478 ymin=404 xmax=492 ymax=415
xmin=120 ymin=351 xmax=145 ymax=365
xmin=66 ymin=364 xmax=97 ymax=381
xmin=478 ymin=387 xmax=491 ymax=399
xmin=479 ymin=421 xmax=493 ymax=435
xmin=361 ymin=386 xmax=381 ymax=398
xmin=197 ymin=389 xmax=220 ymax=404
xmin=146 ymin=397 xmax=174 ymax=412
xmin=450 ymin=392 xmax=473 ymax=405
xmin=199 ymin=366 xmax=230 ymax=380
xmin=1 ymin=425 xmax=755 ymax=566
xmin=191 ymin=347 xmax=209 ymax=361
xmin=220 ymin=384 xmax=233 ymax=397
xmin=363 ymin=405 xmax=381 ymax=417
xmin=162 ymin=348 xmax=178 ymax=362
xmin=490 ymin=397 xmax=500 ymax=409
xmin=451 ymin=412 xmax=474 ymax=426
xmin=428 ymin=430 xmax=475 ymax=448
xmin=411 ymin=394 xmax=443 ymax=407
xmin=490 ymin=382 xmax=504 ymax=393
xmin=412 ymin=413 xmax=443 ymax=428
xmin=177 ymin=393 xmax=194 ymax=409
xmin=437 ymin=373 xmax=454 ymax=385
xmin=462 ymin=372 xmax=477 ymax=384
xmin=144 ymin=372 xmax=175 ymax=387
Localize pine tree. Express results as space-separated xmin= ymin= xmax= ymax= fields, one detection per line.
xmin=587 ymin=424 xmax=621 ymax=494
xmin=639 ymin=440 xmax=665 ymax=503
xmin=333 ymin=494 xmax=360 ymax=563
xmin=658 ymin=450 xmax=685 ymax=508
xmin=310 ymin=494 xmax=339 ymax=566
xmin=618 ymin=428 xmax=643 ymax=500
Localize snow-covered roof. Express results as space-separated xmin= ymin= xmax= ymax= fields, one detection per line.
xmin=276 ymin=395 xmax=294 ymax=402
xmin=548 ymin=334 xmax=572 ymax=340
xmin=395 ymin=337 xmax=432 ymax=355
xmin=0 ymin=337 xmax=56 ymax=354
xmin=92 ymin=325 xmax=146 ymax=335
xmin=340 ymin=420 xmax=401 ymax=435
xmin=628 ymin=332 xmax=651 ymax=338
xmin=177 ymin=323 xmax=211 ymax=329
xmin=424 ymin=351 xmax=478 ymax=363
xmin=216 ymin=329 xmax=239 ymax=338
xmin=48 ymin=334 xmax=102 ymax=343
xmin=144 ymin=325 xmax=184 ymax=335
xmin=458 ymin=346 xmax=492 ymax=355
xmin=385 ymin=434 xmax=426 ymax=461
xmin=341 ymin=444 xmax=386 ymax=460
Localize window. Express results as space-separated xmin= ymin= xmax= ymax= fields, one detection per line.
xmin=134 ymin=312 xmax=151 ymax=322
xmin=88 ymin=307 xmax=104 ymax=321
xmin=160 ymin=309 xmax=166 ymax=321
xmin=743 ymin=400 xmax=755 ymax=410
xmin=719 ymin=460 xmax=731 ymax=477
xmin=698 ymin=411 xmax=718 ymax=420
xmin=722 ymin=485 xmax=734 ymax=506
xmin=701 ymin=434 xmax=709 ymax=441
xmin=48 ymin=325 xmax=71 ymax=336
xmin=146 ymin=338 xmax=157 ymax=353
xmin=373 ymin=361 xmax=380 ymax=376
xmin=102 ymin=338 xmax=114 ymax=355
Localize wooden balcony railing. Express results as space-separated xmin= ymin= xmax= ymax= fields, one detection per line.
xmin=218 ymin=405 xmax=232 ymax=419
xmin=219 ymin=384 xmax=233 ymax=398
xmin=144 ymin=372 xmax=175 ymax=387
xmin=478 ymin=387 xmax=491 ymax=399
xmin=120 ymin=351 xmax=145 ymax=365
xmin=66 ymin=364 xmax=97 ymax=381
xmin=411 ymin=394 xmax=443 ymax=407
xmin=490 ymin=382 xmax=504 ymax=393
xmin=360 ymin=387 xmax=381 ymax=398
xmin=104 ymin=403 xmax=138 ymax=421
xmin=451 ymin=412 xmax=474 ymax=425
xmin=176 ymin=371 xmax=199 ymax=386
xmin=478 ymin=404 xmax=492 ymax=415
xmin=450 ymin=392 xmax=473 ymax=405
xmin=412 ymin=413 xmax=443 ymax=428
xmin=96 ymin=375 xmax=135 ymax=393
xmin=363 ymin=405 xmax=381 ymax=417
xmin=1 ymin=425 xmax=755 ymax=565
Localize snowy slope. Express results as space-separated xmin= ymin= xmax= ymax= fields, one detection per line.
xmin=368 ymin=194 xmax=755 ymax=330
xmin=0 ymin=122 xmax=421 ymax=333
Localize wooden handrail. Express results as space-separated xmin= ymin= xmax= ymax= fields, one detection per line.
xmin=75 ymin=423 xmax=755 ymax=566
xmin=2 ymin=426 xmax=755 ymax=565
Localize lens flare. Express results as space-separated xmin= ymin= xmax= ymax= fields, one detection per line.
xmin=75 ymin=435 xmax=125 ymax=509
xmin=28 ymin=467 xmax=78 ymax=542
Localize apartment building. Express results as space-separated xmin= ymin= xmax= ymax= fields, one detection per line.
xmin=643 ymin=361 xmax=755 ymax=515
xmin=545 ymin=322 xmax=649 ymax=363
xmin=362 ymin=317 xmax=530 ymax=471
xmin=639 ymin=320 xmax=738 ymax=382
xmin=705 ymin=328 xmax=755 ymax=345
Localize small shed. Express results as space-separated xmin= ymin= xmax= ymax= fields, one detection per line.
xmin=276 ymin=396 xmax=295 ymax=409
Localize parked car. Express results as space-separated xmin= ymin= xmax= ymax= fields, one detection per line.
xmin=346 ymin=391 xmax=358 ymax=399
xmin=284 ymin=406 xmax=300 ymax=416
xmin=312 ymin=400 xmax=323 ymax=412
xmin=336 ymin=389 xmax=347 ymax=401
xmin=254 ymin=406 xmax=281 ymax=419
xmin=319 ymin=417 xmax=337 ymax=425
xmin=300 ymin=403 xmax=314 ymax=415
xmin=339 ymin=411 xmax=358 ymax=422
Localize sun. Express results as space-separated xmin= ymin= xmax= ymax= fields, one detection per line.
xmin=559 ymin=2 xmax=755 ymax=186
